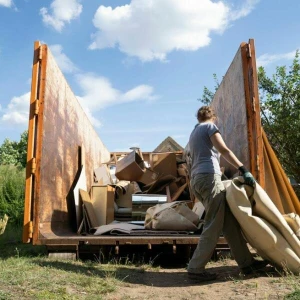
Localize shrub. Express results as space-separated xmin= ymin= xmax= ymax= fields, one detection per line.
xmin=0 ymin=166 xmax=25 ymax=227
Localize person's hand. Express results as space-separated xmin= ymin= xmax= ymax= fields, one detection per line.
xmin=243 ymin=171 xmax=256 ymax=187
xmin=238 ymin=166 xmax=256 ymax=187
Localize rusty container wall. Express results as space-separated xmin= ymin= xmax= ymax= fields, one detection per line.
xmin=23 ymin=42 xmax=110 ymax=244
xmin=211 ymin=39 xmax=264 ymax=185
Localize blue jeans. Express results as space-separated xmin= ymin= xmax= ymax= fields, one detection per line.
xmin=187 ymin=173 xmax=253 ymax=273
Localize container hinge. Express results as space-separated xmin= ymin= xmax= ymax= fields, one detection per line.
xmin=30 ymin=158 xmax=37 ymax=174
xmin=247 ymin=43 xmax=252 ymax=58
xmin=252 ymin=96 xmax=256 ymax=112
xmin=28 ymin=221 xmax=33 ymax=238
xmin=34 ymin=99 xmax=39 ymax=115
xmin=38 ymin=46 xmax=43 ymax=61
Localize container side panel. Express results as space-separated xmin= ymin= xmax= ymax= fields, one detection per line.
xmin=36 ymin=45 xmax=110 ymax=240
xmin=211 ymin=47 xmax=250 ymax=178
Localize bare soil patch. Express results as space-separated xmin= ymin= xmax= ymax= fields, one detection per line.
xmin=108 ymin=259 xmax=299 ymax=300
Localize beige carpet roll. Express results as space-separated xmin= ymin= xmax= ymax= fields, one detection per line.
xmin=225 ymin=178 xmax=300 ymax=274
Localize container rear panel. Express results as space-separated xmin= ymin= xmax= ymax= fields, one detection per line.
xmin=211 ymin=40 xmax=263 ymax=182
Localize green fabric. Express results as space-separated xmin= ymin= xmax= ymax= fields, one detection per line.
xmin=243 ymin=171 xmax=256 ymax=187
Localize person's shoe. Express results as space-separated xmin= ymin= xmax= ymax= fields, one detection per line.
xmin=241 ymin=259 xmax=269 ymax=275
xmin=187 ymin=271 xmax=217 ymax=282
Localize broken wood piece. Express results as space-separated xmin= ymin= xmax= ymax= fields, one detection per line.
xmin=171 ymin=182 xmax=188 ymax=201
xmin=166 ymin=186 xmax=171 ymax=203
xmin=79 ymin=189 xmax=99 ymax=228
xmin=143 ymin=174 xmax=176 ymax=194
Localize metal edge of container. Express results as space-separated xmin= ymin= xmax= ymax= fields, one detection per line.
xmin=240 ymin=39 xmax=264 ymax=187
xmin=23 ymin=42 xmax=48 ymax=244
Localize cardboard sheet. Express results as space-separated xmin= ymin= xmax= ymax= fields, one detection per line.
xmin=79 ymin=189 xmax=98 ymax=228
xmin=94 ymin=164 xmax=112 ymax=185
xmin=115 ymin=151 xmax=145 ymax=181
xmin=90 ymin=185 xmax=115 ymax=226
xmin=150 ymin=153 xmax=177 ymax=177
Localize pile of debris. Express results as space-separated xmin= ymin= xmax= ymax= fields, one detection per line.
xmin=76 ymin=150 xmax=204 ymax=235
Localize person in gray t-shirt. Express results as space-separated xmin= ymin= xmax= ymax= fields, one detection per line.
xmin=189 ymin=121 xmax=221 ymax=177
xmin=187 ymin=106 xmax=268 ymax=282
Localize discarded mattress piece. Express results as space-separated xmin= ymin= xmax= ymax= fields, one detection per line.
xmin=93 ymin=223 xmax=144 ymax=235
xmin=145 ymin=201 xmax=201 ymax=231
xmin=224 ymin=177 xmax=300 ymax=274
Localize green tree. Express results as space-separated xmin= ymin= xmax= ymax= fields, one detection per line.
xmin=258 ymin=51 xmax=300 ymax=182
xmin=0 ymin=139 xmax=19 ymax=166
xmin=0 ymin=166 xmax=25 ymax=226
xmin=0 ymin=130 xmax=28 ymax=168
xmin=16 ymin=130 xmax=28 ymax=168
xmin=198 ymin=73 xmax=220 ymax=105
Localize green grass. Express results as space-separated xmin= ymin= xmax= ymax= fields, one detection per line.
xmin=1 ymin=226 xmax=300 ymax=299
xmin=0 ymin=226 xmax=158 ymax=299
xmin=285 ymin=289 xmax=300 ymax=299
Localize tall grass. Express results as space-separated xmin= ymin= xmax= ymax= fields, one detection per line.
xmin=0 ymin=165 xmax=25 ymax=227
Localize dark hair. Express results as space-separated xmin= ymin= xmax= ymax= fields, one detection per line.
xmin=196 ymin=106 xmax=216 ymax=122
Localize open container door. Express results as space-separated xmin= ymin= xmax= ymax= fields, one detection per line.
xmin=23 ymin=41 xmax=111 ymax=244
xmin=211 ymin=39 xmax=299 ymax=214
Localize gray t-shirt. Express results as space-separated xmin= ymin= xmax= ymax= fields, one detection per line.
xmin=189 ymin=122 xmax=221 ymax=177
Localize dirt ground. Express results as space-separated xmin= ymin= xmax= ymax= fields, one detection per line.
xmin=107 ymin=259 xmax=298 ymax=300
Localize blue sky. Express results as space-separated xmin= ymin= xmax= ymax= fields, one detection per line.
xmin=0 ymin=0 xmax=299 ymax=152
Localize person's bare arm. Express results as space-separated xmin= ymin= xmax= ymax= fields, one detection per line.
xmin=210 ymin=132 xmax=243 ymax=169
xmin=211 ymin=132 xmax=256 ymax=186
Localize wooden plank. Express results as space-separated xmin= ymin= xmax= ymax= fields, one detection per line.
xmin=79 ymin=189 xmax=99 ymax=229
xmin=171 ymin=183 xmax=188 ymax=201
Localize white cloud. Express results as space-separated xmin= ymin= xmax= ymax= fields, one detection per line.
xmin=49 ymin=44 xmax=78 ymax=73
xmin=229 ymin=0 xmax=260 ymax=20
xmin=1 ymin=92 xmax=30 ymax=127
xmin=257 ymin=50 xmax=297 ymax=67
xmin=76 ymin=73 xmax=157 ymax=110
xmin=89 ymin=0 xmax=259 ymax=62
xmin=40 ymin=0 xmax=82 ymax=32
xmin=0 ymin=0 xmax=12 ymax=7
